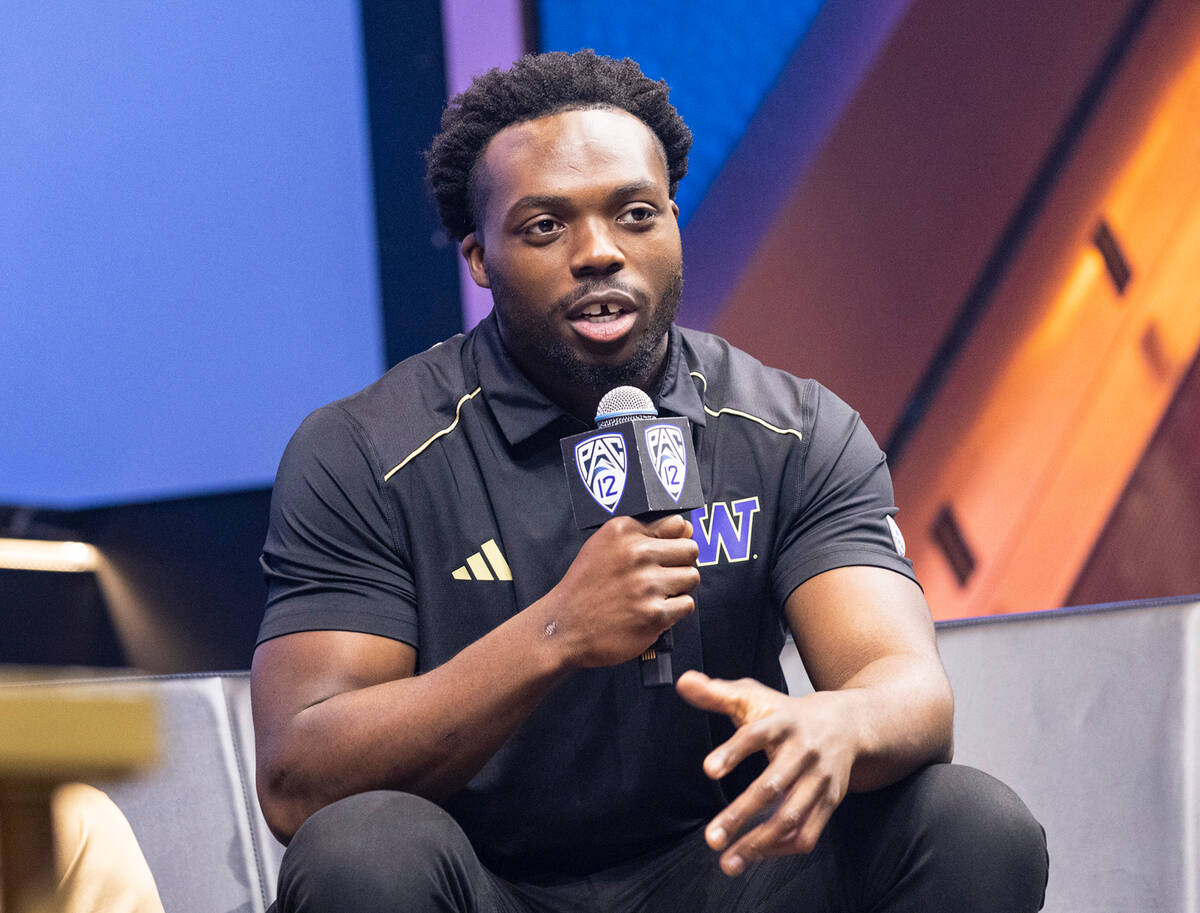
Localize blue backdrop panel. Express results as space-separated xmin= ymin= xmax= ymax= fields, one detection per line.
xmin=537 ymin=0 xmax=824 ymax=224
xmin=0 ymin=3 xmax=383 ymax=507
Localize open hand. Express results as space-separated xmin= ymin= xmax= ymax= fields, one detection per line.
xmin=675 ymin=670 xmax=859 ymax=876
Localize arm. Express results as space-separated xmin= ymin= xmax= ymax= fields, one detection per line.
xmin=676 ymin=564 xmax=953 ymax=875
xmin=252 ymin=513 xmax=700 ymax=843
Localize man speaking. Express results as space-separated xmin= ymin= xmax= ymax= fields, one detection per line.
xmin=252 ymin=50 xmax=1047 ymax=912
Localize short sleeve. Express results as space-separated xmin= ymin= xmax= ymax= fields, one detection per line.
xmin=256 ymin=404 xmax=418 ymax=647
xmin=770 ymin=384 xmax=917 ymax=607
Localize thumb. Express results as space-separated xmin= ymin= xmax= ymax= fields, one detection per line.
xmin=676 ymin=670 xmax=749 ymax=717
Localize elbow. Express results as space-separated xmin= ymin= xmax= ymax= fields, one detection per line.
xmin=933 ymin=678 xmax=955 ymax=764
xmin=933 ymin=723 xmax=955 ymax=766
xmin=257 ymin=759 xmax=320 ymax=845
xmin=259 ymin=794 xmax=303 ymax=847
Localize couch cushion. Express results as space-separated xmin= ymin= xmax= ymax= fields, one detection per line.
xmin=938 ymin=597 xmax=1200 ymax=913
xmin=222 ymin=674 xmax=286 ymax=893
xmin=780 ymin=595 xmax=1200 ymax=911
xmin=84 ymin=673 xmax=278 ymax=913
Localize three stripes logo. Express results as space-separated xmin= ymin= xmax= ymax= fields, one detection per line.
xmin=451 ymin=539 xmax=512 ymax=581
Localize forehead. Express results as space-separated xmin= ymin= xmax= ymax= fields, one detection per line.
xmin=478 ymin=108 xmax=668 ymax=216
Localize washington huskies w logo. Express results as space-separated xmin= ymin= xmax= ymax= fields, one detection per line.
xmin=644 ymin=423 xmax=686 ymax=502
xmin=575 ymin=433 xmax=627 ymax=512
xmin=689 ymin=497 xmax=760 ymax=566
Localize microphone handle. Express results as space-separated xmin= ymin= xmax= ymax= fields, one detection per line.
xmin=637 ymin=507 xmax=695 ymax=688
xmin=640 ymin=627 xmax=674 ymax=687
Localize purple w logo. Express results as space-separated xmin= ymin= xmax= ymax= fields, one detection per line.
xmin=689 ymin=497 xmax=760 ymax=566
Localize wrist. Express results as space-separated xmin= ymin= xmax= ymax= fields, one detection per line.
xmin=524 ymin=593 xmax=580 ymax=675
xmin=813 ymin=687 xmax=875 ymax=765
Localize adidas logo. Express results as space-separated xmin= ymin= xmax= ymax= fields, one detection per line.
xmin=451 ymin=539 xmax=512 ymax=581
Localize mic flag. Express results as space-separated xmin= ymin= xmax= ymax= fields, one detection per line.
xmin=559 ymin=386 xmax=705 ymax=687
xmin=560 ymin=390 xmax=704 ymax=529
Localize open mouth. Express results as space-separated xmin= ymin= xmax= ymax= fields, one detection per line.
xmin=569 ymin=301 xmax=637 ymax=343
xmin=577 ymin=300 xmax=631 ymax=322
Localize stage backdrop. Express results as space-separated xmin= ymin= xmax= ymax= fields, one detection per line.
xmin=1 ymin=3 xmax=384 ymax=508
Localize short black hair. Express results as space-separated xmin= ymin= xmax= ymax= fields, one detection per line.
xmin=427 ymin=49 xmax=692 ymax=241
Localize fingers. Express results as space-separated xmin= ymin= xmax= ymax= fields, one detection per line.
xmin=675 ymin=671 xmax=764 ymax=720
xmin=660 ymin=593 xmax=696 ymax=627
xmin=657 ymin=564 xmax=700 ymax=599
xmin=702 ymin=714 xmax=782 ymax=780
xmin=605 ymin=515 xmax=697 ymax=568
xmin=704 ymin=742 xmax=810 ymax=852
xmin=675 ymin=671 xmax=725 ymax=714
xmin=646 ymin=512 xmax=694 ymax=540
xmin=718 ymin=767 xmax=840 ymax=876
xmin=676 ymin=678 xmax=852 ymax=876
xmin=643 ymin=520 xmax=700 ymax=563
xmin=658 ymin=536 xmax=700 ymax=567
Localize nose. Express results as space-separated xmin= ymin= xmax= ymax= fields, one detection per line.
xmin=570 ymin=217 xmax=625 ymax=278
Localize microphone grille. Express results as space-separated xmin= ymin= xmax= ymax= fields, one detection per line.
xmin=595 ymin=386 xmax=657 ymax=427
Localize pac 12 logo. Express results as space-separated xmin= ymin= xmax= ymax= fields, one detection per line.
xmin=575 ymin=433 xmax=627 ymax=512
xmin=644 ymin=423 xmax=687 ymax=502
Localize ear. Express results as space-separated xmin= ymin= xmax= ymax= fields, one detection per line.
xmin=461 ymin=233 xmax=490 ymax=289
xmin=670 ymin=200 xmax=680 ymax=220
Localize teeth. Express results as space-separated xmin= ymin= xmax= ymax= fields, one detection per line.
xmin=578 ymin=306 xmax=622 ymax=319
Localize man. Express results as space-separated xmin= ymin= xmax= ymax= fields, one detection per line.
xmin=252 ymin=50 xmax=1047 ymax=912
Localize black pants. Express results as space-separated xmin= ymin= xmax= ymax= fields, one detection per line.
xmin=271 ymin=764 xmax=1048 ymax=913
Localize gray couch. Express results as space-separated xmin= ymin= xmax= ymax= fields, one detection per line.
xmin=71 ymin=595 xmax=1200 ymax=912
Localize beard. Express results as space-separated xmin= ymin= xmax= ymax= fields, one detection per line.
xmin=491 ymin=267 xmax=684 ymax=396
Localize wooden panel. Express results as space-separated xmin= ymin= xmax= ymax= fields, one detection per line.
xmin=712 ymin=0 xmax=1141 ymax=438
xmin=1068 ymin=349 xmax=1200 ymax=605
xmin=891 ymin=7 xmax=1200 ymax=618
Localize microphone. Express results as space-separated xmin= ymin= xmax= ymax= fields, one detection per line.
xmin=561 ymin=387 xmax=704 ymax=526
xmin=595 ymin=385 xmax=658 ymax=427
xmin=559 ymin=386 xmax=704 ymax=686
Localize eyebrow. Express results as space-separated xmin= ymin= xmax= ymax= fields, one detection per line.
xmin=507 ymin=194 xmax=571 ymax=216
xmin=505 ymin=181 xmax=661 ymax=219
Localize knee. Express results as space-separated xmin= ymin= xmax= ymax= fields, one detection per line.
xmin=914 ymin=766 xmax=1046 ymax=860
xmin=275 ymin=791 xmax=473 ymax=913
xmin=905 ymin=765 xmax=1049 ymax=909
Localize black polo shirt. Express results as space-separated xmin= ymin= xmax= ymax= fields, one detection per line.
xmin=258 ymin=311 xmax=915 ymax=879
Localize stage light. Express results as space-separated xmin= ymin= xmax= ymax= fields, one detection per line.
xmin=0 ymin=537 xmax=99 ymax=573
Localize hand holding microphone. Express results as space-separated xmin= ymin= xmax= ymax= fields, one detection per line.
xmin=558 ymin=387 xmax=705 ymax=686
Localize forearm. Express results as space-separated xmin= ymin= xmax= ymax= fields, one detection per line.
xmin=833 ymin=651 xmax=954 ymax=792
xmin=258 ymin=601 xmax=569 ymax=840
xmin=256 ymin=514 xmax=700 ymax=842
xmin=784 ymin=566 xmax=954 ymax=792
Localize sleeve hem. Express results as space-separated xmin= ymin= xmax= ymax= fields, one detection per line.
xmin=256 ymin=614 xmax=418 ymax=651
xmin=773 ymin=547 xmax=921 ymax=607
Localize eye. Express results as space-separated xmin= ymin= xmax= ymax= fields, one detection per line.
xmin=618 ymin=205 xmax=658 ymax=227
xmin=521 ymin=217 xmax=564 ymax=239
